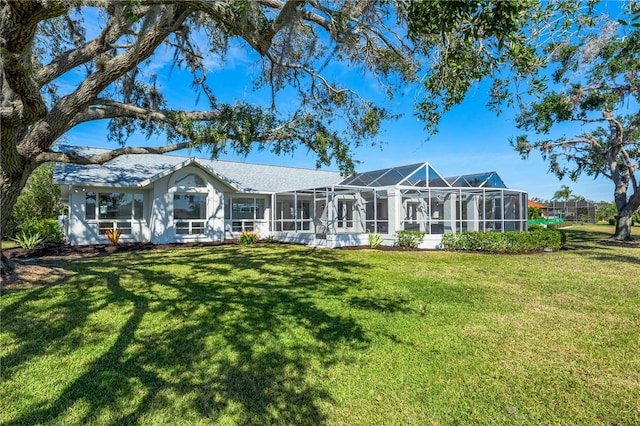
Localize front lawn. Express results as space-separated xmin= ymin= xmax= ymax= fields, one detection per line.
xmin=1 ymin=229 xmax=639 ymax=424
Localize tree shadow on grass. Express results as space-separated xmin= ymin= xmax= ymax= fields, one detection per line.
xmin=2 ymin=245 xmax=386 ymax=425
xmin=561 ymin=229 xmax=640 ymax=265
xmin=1 ymin=265 xmax=99 ymax=382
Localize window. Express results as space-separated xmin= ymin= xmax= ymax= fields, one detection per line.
xmin=364 ymin=194 xmax=388 ymax=233
xmin=403 ymin=200 xmax=421 ymax=231
xmin=99 ymin=193 xmax=132 ymax=219
xmin=405 ymin=201 xmax=419 ymax=221
xmin=85 ymin=191 xmax=143 ymax=235
xmin=134 ymin=193 xmax=143 ymax=219
xmin=233 ymin=199 xmax=253 ymax=219
xmin=337 ymin=200 xmax=354 ymax=228
xmin=176 ymin=221 xmax=205 ymax=235
xmin=175 ymin=173 xmax=206 ymax=188
xmin=225 ymin=197 xmax=266 ymax=231
xmin=173 ymin=193 xmax=207 ymax=235
xmin=297 ymin=200 xmax=311 ymax=231
xmin=86 ymin=192 xmax=96 ymax=220
xmin=274 ymin=197 xmax=312 ymax=231
xmin=174 ymin=194 xmax=207 ymax=220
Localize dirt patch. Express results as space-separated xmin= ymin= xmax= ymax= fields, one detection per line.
xmin=1 ymin=260 xmax=72 ymax=291
xmin=1 ymin=241 xmax=243 ymax=291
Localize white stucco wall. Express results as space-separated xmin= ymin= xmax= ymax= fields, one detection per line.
xmin=152 ymin=166 xmax=229 ymax=244
xmin=67 ymin=186 xmax=152 ymax=245
xmin=66 ymin=166 xmax=236 ymax=245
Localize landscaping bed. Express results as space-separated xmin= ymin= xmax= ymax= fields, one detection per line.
xmin=3 ymin=240 xmax=251 ymax=260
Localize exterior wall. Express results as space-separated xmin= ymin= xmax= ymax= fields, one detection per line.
xmin=387 ymin=189 xmax=400 ymax=236
xmin=272 ymin=231 xmax=317 ymax=245
xmin=67 ymin=187 xmax=99 ymax=245
xmin=271 ymin=232 xmax=444 ymax=249
xmin=66 ymin=186 xmax=152 ymax=245
xmin=150 ymin=174 xmax=171 ymax=244
xmin=327 ymin=233 xmax=369 ymax=248
xmin=65 ymin=166 xmax=239 ymax=245
xmin=271 ymin=232 xmax=371 ymax=248
xmin=418 ymin=234 xmax=444 ymax=249
xmin=152 ymin=166 xmax=227 ymax=244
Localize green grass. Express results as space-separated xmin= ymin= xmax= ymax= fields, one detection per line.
xmin=2 ymin=229 xmax=639 ymax=425
xmin=1 ymin=240 xmax=19 ymax=249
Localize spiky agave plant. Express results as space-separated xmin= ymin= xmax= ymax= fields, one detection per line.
xmin=105 ymin=227 xmax=122 ymax=246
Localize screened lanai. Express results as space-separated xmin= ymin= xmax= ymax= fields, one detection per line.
xmin=271 ymin=163 xmax=528 ymax=248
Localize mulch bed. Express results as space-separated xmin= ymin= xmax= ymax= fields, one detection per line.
xmin=3 ymin=241 xmax=419 ymax=261
xmin=2 ymin=240 xmax=242 ymax=260
xmin=1 ymin=241 xmax=245 ymax=289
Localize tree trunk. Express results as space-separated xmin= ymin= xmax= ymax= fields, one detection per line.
xmin=1 ymin=153 xmax=36 ymax=275
xmin=613 ymin=210 xmax=634 ymax=241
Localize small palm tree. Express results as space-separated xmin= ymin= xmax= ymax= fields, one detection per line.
xmin=552 ymin=185 xmax=572 ymax=202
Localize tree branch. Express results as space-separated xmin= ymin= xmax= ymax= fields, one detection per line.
xmin=265 ymin=0 xmax=305 ymax=41
xmin=620 ymin=145 xmax=638 ymax=194
xmin=261 ymin=0 xmax=331 ymax=32
xmin=265 ymin=52 xmax=356 ymax=97
xmin=71 ymin=100 xmax=301 ymax=144
xmin=19 ymin=4 xmax=191 ymax=155
xmin=70 ymin=100 xmax=222 ymax=139
xmin=35 ymin=142 xmax=193 ymax=165
xmin=35 ymin=8 xmax=147 ymax=86
xmin=603 ymin=110 xmax=624 ymax=145
xmin=0 ymin=0 xmax=74 ymax=122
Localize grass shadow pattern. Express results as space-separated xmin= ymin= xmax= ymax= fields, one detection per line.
xmin=2 ymin=231 xmax=639 ymax=424
xmin=1 ymin=245 xmax=374 ymax=425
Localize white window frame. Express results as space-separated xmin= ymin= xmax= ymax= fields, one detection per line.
xmin=85 ymin=191 xmax=144 ymax=236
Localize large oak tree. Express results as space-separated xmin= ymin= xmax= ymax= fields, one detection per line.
xmin=514 ymin=12 xmax=640 ymax=240
xmin=1 ymin=0 xmax=574 ymax=270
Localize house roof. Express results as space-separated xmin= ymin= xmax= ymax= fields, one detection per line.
xmin=53 ymin=146 xmax=343 ymax=193
xmin=339 ymin=162 xmax=454 ymax=188
xmin=444 ymin=171 xmax=507 ymax=188
xmin=338 ymin=163 xmax=511 ymax=190
xmin=528 ymin=200 xmax=548 ymax=209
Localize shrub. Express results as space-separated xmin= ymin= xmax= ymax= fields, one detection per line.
xmin=239 ymin=230 xmax=259 ymax=244
xmin=19 ymin=218 xmax=63 ymax=243
xmin=528 ymin=224 xmax=545 ymax=231
xmin=395 ymin=230 xmax=425 ymax=249
xmin=265 ymin=235 xmax=277 ymax=243
xmin=105 ymin=227 xmax=122 ymax=246
xmin=368 ymin=233 xmax=383 ymax=248
xmin=11 ymin=231 xmax=44 ymax=249
xmin=546 ymin=222 xmax=565 ymax=230
xmin=608 ymin=218 xmax=616 ymax=226
xmin=6 ymin=163 xmax=63 ymax=238
xmin=441 ymin=229 xmax=565 ymax=253
xmin=528 ymin=206 xmax=543 ymax=219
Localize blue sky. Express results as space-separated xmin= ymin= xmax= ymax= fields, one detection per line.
xmin=63 ymin=8 xmax=622 ymax=203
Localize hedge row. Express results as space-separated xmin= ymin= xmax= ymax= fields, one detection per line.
xmin=441 ymin=229 xmax=565 ymax=253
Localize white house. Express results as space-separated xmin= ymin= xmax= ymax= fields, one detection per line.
xmin=54 ymin=145 xmax=528 ymax=248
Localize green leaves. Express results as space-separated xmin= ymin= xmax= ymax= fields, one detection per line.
xmin=514 ymin=15 xmax=640 ymax=231
xmin=5 ymin=164 xmax=64 ymax=239
xmin=407 ymin=0 xmax=560 ymax=134
xmin=441 ymin=229 xmax=565 ymax=253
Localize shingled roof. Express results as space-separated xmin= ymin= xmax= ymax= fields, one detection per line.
xmin=53 ymin=146 xmax=343 ymax=193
